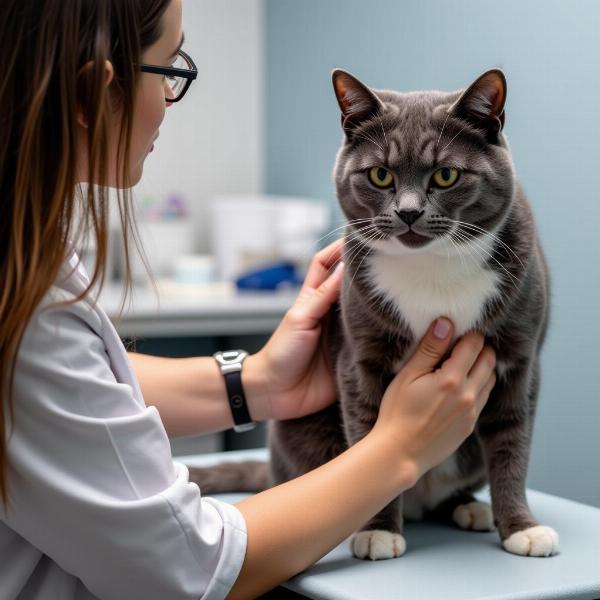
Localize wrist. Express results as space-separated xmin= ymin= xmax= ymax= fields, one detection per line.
xmin=365 ymin=429 xmax=420 ymax=492
xmin=242 ymin=352 xmax=272 ymax=422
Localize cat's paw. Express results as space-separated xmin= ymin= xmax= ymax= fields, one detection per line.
xmin=502 ymin=525 xmax=559 ymax=557
xmin=452 ymin=501 xmax=496 ymax=531
xmin=350 ymin=530 xmax=406 ymax=560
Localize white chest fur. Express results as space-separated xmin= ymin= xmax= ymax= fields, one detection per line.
xmin=367 ymin=238 xmax=502 ymax=344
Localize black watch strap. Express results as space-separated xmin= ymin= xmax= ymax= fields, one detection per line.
xmin=223 ymin=370 xmax=254 ymax=431
xmin=213 ymin=349 xmax=256 ymax=433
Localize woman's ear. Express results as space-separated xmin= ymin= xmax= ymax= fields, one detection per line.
xmin=76 ymin=59 xmax=115 ymax=129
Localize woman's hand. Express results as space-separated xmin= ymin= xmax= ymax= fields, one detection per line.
xmin=371 ymin=317 xmax=497 ymax=479
xmin=246 ymin=238 xmax=345 ymax=421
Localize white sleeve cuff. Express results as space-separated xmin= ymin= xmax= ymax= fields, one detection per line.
xmin=161 ymin=462 xmax=248 ymax=600
xmin=200 ymin=498 xmax=248 ymax=600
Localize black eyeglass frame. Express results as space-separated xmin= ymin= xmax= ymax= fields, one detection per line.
xmin=139 ymin=49 xmax=197 ymax=102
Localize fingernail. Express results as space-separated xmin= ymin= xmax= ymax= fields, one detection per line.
xmin=332 ymin=261 xmax=345 ymax=276
xmin=433 ymin=317 xmax=451 ymax=339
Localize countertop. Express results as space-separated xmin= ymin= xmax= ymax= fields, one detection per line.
xmin=97 ymin=279 xmax=297 ymax=337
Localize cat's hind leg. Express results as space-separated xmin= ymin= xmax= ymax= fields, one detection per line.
xmin=268 ymin=402 xmax=347 ymax=485
xmin=428 ymin=491 xmax=496 ymax=532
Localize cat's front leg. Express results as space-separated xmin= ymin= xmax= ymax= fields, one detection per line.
xmin=339 ymin=357 xmax=406 ymax=560
xmin=351 ymin=496 xmax=407 ymax=560
xmin=477 ymin=361 xmax=559 ymax=557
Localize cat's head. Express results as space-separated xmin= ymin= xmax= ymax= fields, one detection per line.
xmin=332 ymin=69 xmax=515 ymax=257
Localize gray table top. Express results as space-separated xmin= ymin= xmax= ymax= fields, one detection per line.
xmin=98 ymin=280 xmax=296 ymax=337
xmin=179 ymin=449 xmax=600 ymax=600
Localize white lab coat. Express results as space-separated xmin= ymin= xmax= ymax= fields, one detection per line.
xmin=0 ymin=247 xmax=247 ymax=599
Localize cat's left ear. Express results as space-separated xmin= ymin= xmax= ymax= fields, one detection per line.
xmin=332 ymin=69 xmax=384 ymax=136
xmin=450 ymin=69 xmax=507 ymax=142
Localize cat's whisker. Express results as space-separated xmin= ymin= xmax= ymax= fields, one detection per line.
xmin=353 ymin=130 xmax=384 ymax=152
xmin=446 ymin=229 xmax=471 ymax=274
xmin=321 ymin=224 xmax=380 ymax=279
xmin=347 ymin=232 xmax=384 ymax=290
xmin=440 ymin=126 xmax=466 ymax=153
xmin=363 ymin=129 xmax=385 ymax=150
xmin=460 ymin=232 xmax=521 ymax=289
xmin=344 ymin=226 xmax=384 ymax=270
xmin=348 ymin=239 xmax=381 ymax=290
xmin=343 ymin=231 xmax=379 ymax=273
xmin=447 ymin=218 xmax=525 ymax=268
xmin=314 ymin=218 xmax=374 ymax=247
xmin=453 ymin=230 xmax=520 ymax=292
xmin=377 ymin=114 xmax=389 ymax=150
xmin=425 ymin=207 xmax=525 ymax=272
xmin=451 ymin=228 xmax=521 ymax=291
xmin=322 ymin=224 xmax=381 ymax=278
xmin=435 ymin=110 xmax=451 ymax=150
xmin=343 ymin=224 xmax=381 ymax=247
xmin=444 ymin=232 xmax=466 ymax=271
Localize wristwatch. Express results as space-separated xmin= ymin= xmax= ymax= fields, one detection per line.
xmin=212 ymin=349 xmax=256 ymax=433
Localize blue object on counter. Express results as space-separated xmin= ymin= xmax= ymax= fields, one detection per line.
xmin=235 ymin=261 xmax=303 ymax=291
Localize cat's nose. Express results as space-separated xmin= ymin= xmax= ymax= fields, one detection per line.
xmin=395 ymin=209 xmax=424 ymax=226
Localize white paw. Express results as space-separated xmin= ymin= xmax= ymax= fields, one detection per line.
xmin=452 ymin=501 xmax=496 ymax=531
xmin=350 ymin=529 xmax=407 ymax=560
xmin=502 ymin=525 xmax=559 ymax=557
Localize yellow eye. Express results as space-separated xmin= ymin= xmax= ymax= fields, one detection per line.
xmin=368 ymin=167 xmax=394 ymax=188
xmin=432 ymin=167 xmax=459 ymax=188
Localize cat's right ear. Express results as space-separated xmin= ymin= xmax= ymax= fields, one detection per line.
xmin=332 ymin=69 xmax=384 ymax=137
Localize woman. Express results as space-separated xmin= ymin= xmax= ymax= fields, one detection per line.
xmin=0 ymin=0 xmax=496 ymax=598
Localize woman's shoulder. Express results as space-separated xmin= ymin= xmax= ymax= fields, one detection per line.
xmin=33 ymin=247 xmax=105 ymax=336
xmin=32 ymin=282 xmax=103 ymax=338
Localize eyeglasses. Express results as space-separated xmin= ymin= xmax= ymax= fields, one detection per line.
xmin=139 ymin=49 xmax=198 ymax=103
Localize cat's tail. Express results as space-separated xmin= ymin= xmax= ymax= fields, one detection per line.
xmin=185 ymin=460 xmax=271 ymax=494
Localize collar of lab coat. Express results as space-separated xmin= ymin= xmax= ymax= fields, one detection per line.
xmin=55 ymin=240 xmax=90 ymax=296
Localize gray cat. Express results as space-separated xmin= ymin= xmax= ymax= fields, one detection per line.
xmin=188 ymin=69 xmax=559 ymax=559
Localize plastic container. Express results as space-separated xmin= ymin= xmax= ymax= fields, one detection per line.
xmin=173 ymin=254 xmax=216 ymax=285
xmin=128 ymin=218 xmax=194 ymax=283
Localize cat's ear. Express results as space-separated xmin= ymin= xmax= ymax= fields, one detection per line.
xmin=450 ymin=69 xmax=507 ymax=142
xmin=332 ymin=69 xmax=384 ymax=136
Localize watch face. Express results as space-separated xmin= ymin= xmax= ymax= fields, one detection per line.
xmin=234 ymin=422 xmax=256 ymax=433
xmin=218 ymin=350 xmax=247 ymax=363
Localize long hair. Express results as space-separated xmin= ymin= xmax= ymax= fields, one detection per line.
xmin=0 ymin=0 xmax=171 ymax=512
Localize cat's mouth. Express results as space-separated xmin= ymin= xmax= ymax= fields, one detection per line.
xmin=397 ymin=231 xmax=431 ymax=248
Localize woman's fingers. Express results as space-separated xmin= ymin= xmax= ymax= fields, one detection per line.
xmin=467 ymin=345 xmax=496 ymax=390
xmin=301 ymin=238 xmax=344 ymax=291
xmin=475 ymin=371 xmax=497 ymax=416
xmin=441 ymin=331 xmax=485 ymax=377
xmin=291 ymin=261 xmax=344 ymax=329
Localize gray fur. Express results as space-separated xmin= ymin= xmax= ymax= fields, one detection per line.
xmin=188 ymin=69 xmax=553 ymax=554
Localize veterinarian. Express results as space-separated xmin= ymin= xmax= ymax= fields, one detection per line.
xmin=0 ymin=1 xmax=497 ymax=598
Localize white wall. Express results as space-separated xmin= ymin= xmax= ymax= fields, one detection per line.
xmin=135 ymin=0 xmax=264 ymax=253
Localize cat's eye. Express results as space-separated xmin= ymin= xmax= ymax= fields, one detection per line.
xmin=431 ymin=167 xmax=460 ymax=188
xmin=368 ymin=167 xmax=394 ymax=189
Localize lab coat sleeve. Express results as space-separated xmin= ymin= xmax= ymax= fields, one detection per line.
xmin=2 ymin=288 xmax=247 ymax=600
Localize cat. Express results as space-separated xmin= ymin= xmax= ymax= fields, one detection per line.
xmin=188 ymin=68 xmax=559 ymax=560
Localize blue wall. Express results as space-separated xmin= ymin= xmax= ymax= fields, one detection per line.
xmin=266 ymin=0 xmax=600 ymax=506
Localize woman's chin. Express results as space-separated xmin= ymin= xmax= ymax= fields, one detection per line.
xmin=130 ymin=162 xmax=144 ymax=186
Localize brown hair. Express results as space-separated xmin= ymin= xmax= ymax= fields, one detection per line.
xmin=0 ymin=0 xmax=171 ymax=511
